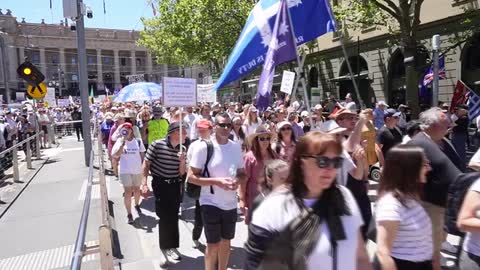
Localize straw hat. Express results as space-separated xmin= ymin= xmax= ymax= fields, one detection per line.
xmin=247 ymin=125 xmax=274 ymax=146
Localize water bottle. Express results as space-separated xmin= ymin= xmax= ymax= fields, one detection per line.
xmin=229 ymin=165 xmax=237 ymax=185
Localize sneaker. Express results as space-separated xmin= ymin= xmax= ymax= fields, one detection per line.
xmin=127 ymin=214 xmax=134 ymax=224
xmin=166 ymin=248 xmax=181 ymax=261
xmin=135 ymin=205 xmax=142 ymax=215
xmin=192 ymin=240 xmax=201 ymax=249
xmin=159 ymin=249 xmax=171 ymax=268
xmin=441 ymin=241 xmax=457 ymax=254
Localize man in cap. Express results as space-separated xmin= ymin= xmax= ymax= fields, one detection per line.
xmin=376 ymin=108 xmax=402 ymax=157
xmin=142 ymin=121 xmax=187 ymax=266
xmin=146 ymin=107 xmax=169 ymax=146
xmin=101 ymin=112 xmax=115 ymax=148
xmin=226 ymin=102 xmax=237 ymax=119
xmin=187 ymin=119 xmax=213 ymax=248
xmin=71 ymin=107 xmax=83 ymax=142
xmin=108 ymin=113 xmax=125 ymax=177
xmin=373 ymin=101 xmax=388 ymax=129
xmin=190 ymin=104 xmax=214 ymax=140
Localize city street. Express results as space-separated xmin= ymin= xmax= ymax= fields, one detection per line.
xmin=0 ymin=136 xmax=466 ymax=270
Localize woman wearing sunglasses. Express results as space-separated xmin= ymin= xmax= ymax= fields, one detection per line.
xmin=374 ymin=145 xmax=433 ymax=270
xmin=245 ymin=132 xmax=372 ymax=270
xmin=272 ymin=121 xmax=296 ymax=164
xmin=239 ymin=125 xmax=278 ymax=224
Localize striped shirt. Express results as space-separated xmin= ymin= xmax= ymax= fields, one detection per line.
xmin=376 ymin=192 xmax=433 ymax=262
xmin=145 ymin=138 xmax=181 ymax=178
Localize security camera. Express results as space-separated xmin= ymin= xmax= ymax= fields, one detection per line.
xmin=86 ymin=7 xmax=93 ymax=19
xmin=70 ymin=22 xmax=76 ymax=31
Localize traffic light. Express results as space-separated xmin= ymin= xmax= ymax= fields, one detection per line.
xmin=17 ymin=61 xmax=45 ymax=85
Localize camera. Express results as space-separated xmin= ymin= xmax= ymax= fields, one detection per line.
xmin=121 ymin=129 xmax=128 ymax=136
xmin=86 ymin=7 xmax=93 ymax=19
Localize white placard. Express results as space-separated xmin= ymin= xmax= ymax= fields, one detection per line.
xmin=44 ymin=87 xmax=56 ymax=107
xmin=162 ymin=77 xmax=197 ymax=106
xmin=57 ymin=98 xmax=71 ymax=107
xmin=280 ymin=71 xmax=296 ymax=95
xmin=197 ymin=84 xmax=217 ymax=103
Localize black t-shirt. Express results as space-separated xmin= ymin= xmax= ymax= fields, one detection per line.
xmin=377 ymin=126 xmax=402 ymax=157
xmin=452 ymin=116 xmax=468 ymax=134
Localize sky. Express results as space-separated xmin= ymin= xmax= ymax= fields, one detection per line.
xmin=2 ymin=0 xmax=155 ymax=30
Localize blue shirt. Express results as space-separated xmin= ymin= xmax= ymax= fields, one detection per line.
xmin=373 ymin=108 xmax=386 ymax=129
xmin=100 ymin=120 xmax=114 ymax=143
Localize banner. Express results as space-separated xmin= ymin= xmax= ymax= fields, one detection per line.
xmin=16 ymin=92 xmax=26 ymax=102
xmin=57 ymin=99 xmax=71 ymax=107
xmin=197 ymin=84 xmax=217 ymax=103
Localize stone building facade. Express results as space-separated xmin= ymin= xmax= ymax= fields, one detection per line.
xmin=0 ymin=10 xmax=209 ymax=102
xmin=300 ymin=0 xmax=480 ymax=108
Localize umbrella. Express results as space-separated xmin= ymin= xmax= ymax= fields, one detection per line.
xmin=112 ymin=82 xmax=162 ymax=103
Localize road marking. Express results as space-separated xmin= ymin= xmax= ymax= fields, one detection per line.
xmin=78 ymin=178 xmax=111 ymax=201
xmin=0 ymin=241 xmax=98 ymax=270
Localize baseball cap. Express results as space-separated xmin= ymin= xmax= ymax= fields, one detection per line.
xmin=196 ymin=119 xmax=213 ymax=129
xmin=153 ymin=106 xmax=164 ymax=115
xmin=318 ymin=120 xmax=347 ymax=134
xmin=377 ymin=101 xmax=389 ymax=107
xmin=385 ymin=108 xmax=401 ymax=118
xmin=300 ymin=111 xmax=309 ymax=118
xmin=167 ymin=121 xmax=188 ymax=135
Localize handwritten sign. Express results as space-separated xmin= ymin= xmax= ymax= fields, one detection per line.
xmin=280 ymin=71 xmax=296 ymax=95
xmin=197 ymin=84 xmax=217 ymax=103
xmin=45 ymin=87 xmax=56 ymax=107
xmin=57 ymin=99 xmax=71 ymax=107
xmin=162 ymin=77 xmax=197 ymax=106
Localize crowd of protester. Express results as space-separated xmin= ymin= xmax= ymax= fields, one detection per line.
xmin=6 ymin=91 xmax=477 ymax=270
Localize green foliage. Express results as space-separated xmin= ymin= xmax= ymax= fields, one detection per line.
xmin=333 ymin=0 xmax=395 ymax=33
xmin=138 ymin=0 xmax=254 ymax=71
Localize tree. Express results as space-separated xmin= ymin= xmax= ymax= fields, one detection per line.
xmin=138 ymin=0 xmax=255 ymax=75
xmin=335 ymin=0 xmax=426 ymax=116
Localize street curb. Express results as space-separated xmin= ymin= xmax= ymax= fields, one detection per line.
xmin=0 ymin=145 xmax=58 ymax=220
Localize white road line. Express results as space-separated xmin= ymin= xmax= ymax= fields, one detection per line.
xmin=78 ymin=178 xmax=111 ymax=201
xmin=0 ymin=241 xmax=98 ymax=270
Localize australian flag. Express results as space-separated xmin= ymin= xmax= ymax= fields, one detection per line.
xmin=256 ymin=0 xmax=297 ymax=111
xmin=215 ymin=0 xmax=336 ymax=90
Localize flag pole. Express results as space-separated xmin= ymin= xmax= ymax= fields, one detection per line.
xmin=285 ymin=0 xmax=314 ymax=127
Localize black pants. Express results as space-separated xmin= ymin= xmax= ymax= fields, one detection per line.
xmin=192 ymin=200 xmax=203 ymax=241
xmin=152 ymin=177 xmax=182 ymax=250
xmin=74 ymin=125 xmax=83 ymax=140
xmin=373 ymin=256 xmax=432 ymax=270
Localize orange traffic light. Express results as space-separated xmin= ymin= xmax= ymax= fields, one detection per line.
xmin=23 ymin=67 xmax=32 ymax=75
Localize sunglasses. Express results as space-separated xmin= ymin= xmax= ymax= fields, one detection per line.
xmin=217 ymin=123 xmax=232 ymax=129
xmin=303 ymin=155 xmax=343 ymax=169
xmin=258 ymin=137 xmax=271 ymax=142
xmin=280 ymin=127 xmax=292 ymax=131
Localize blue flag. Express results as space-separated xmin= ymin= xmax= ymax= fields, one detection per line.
xmin=215 ymin=0 xmax=336 ymax=90
xmin=423 ymin=55 xmax=446 ymax=87
xmin=468 ymin=90 xmax=480 ymax=120
xmin=256 ymin=0 xmax=297 ymax=111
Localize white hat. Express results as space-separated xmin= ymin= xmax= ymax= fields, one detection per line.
xmin=314 ymin=104 xmax=323 ymax=110
xmin=300 ymin=111 xmax=309 ymax=118
xmin=377 ymin=101 xmax=389 ymax=107
xmin=318 ymin=120 xmax=347 ymax=134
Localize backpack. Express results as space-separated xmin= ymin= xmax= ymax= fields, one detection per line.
xmin=444 ymin=172 xmax=480 ymax=236
xmin=185 ymin=140 xmax=214 ymax=199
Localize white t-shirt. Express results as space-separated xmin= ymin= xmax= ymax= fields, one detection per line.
xmin=251 ymin=186 xmax=363 ymax=270
xmin=337 ymin=150 xmax=356 ymax=186
xmin=463 ymin=178 xmax=480 ymax=256
xmin=113 ymin=138 xmax=146 ymax=175
xmin=243 ymin=120 xmax=262 ymax=137
xmin=189 ymin=137 xmax=244 ymax=210
xmin=376 ymin=192 xmax=433 ymax=262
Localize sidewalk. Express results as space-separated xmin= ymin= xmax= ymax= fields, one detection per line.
xmin=0 ymin=136 xmax=103 ymax=270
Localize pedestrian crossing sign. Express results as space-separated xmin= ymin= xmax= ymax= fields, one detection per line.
xmin=27 ymin=83 xmax=47 ymax=99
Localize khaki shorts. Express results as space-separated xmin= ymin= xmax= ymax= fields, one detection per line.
xmin=119 ymin=174 xmax=142 ymax=187
xmin=422 ymin=201 xmax=446 ymax=254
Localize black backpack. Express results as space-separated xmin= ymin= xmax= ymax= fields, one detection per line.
xmin=444 ymin=172 xmax=480 ymax=236
xmin=185 ymin=140 xmax=214 ymax=199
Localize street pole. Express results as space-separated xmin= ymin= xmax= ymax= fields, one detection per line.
xmin=432 ymin=35 xmax=441 ymax=107
xmin=76 ymin=0 xmax=92 ymax=167
xmin=0 ymin=34 xmax=11 ymax=104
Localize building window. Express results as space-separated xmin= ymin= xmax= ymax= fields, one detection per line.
xmin=136 ymin=58 xmax=142 ymax=66
xmin=71 ymin=56 xmax=77 ymax=64
xmin=31 ymin=52 xmax=40 ymax=64
xmin=87 ymin=56 xmax=96 ymax=65
xmin=50 ymin=54 xmax=58 ymax=64
xmin=103 ymin=56 xmax=113 ymax=66
xmin=121 ymin=58 xmax=126 ymax=66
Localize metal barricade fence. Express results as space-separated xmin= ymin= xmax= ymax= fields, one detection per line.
xmin=53 ymin=121 xmax=95 ymax=141
xmin=70 ymin=120 xmax=114 ymax=270
xmin=0 ymin=131 xmax=44 ymax=183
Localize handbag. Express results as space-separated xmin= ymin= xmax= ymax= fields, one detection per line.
xmin=186 ymin=140 xmax=213 ymax=199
